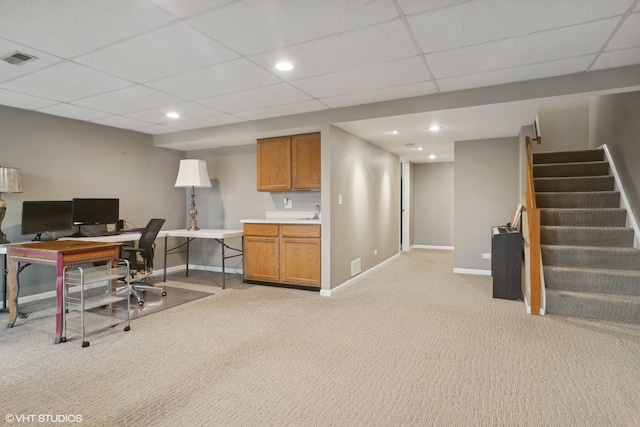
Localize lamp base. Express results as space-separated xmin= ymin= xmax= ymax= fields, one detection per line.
xmin=0 ymin=206 xmax=8 ymax=244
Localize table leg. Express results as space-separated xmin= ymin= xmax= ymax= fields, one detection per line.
xmin=163 ymin=235 xmax=168 ymax=282
xmin=221 ymin=238 xmax=226 ymax=290
xmin=6 ymin=257 xmax=18 ymax=327
xmin=185 ymin=238 xmax=190 ymax=277
xmin=54 ymin=263 xmax=64 ymax=344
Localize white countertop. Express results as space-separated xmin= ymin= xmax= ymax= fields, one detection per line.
xmin=240 ymin=218 xmax=320 ymax=225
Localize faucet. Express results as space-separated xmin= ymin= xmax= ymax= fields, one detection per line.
xmin=313 ymin=204 xmax=320 ymax=220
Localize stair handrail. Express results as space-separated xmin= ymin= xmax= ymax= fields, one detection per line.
xmin=525 ymin=136 xmax=542 ymax=315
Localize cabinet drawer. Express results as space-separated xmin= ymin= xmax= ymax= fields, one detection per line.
xmin=244 ymin=224 xmax=280 ymax=237
xmin=281 ymin=224 xmax=321 ymax=238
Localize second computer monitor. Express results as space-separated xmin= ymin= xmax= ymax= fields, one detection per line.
xmin=72 ymin=198 xmax=119 ymax=226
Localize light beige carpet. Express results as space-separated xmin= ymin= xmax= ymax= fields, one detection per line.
xmin=1 ymin=250 xmax=639 ymax=426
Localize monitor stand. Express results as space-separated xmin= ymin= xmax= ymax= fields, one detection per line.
xmin=68 ymin=225 xmax=86 ymax=238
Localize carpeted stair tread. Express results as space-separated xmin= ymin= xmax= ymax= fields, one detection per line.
xmin=534 ymin=175 xmax=614 ymax=192
xmin=540 ymin=208 xmax=627 ymax=227
xmin=544 ymin=265 xmax=640 ymax=296
xmin=536 ymin=191 xmax=620 ymax=208
xmin=546 ymin=289 xmax=640 ymax=324
xmin=533 ymin=149 xmax=604 ymax=164
xmin=541 ymin=245 xmax=640 ymax=270
xmin=533 ymin=161 xmax=609 ymax=178
xmin=540 ymin=226 xmax=634 ymax=247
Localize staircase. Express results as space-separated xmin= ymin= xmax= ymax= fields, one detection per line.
xmin=533 ymin=148 xmax=640 ymax=324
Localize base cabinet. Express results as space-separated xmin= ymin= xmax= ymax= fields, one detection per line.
xmin=244 ymin=223 xmax=320 ymax=288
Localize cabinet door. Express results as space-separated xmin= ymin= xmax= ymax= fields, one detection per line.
xmin=257 ymin=137 xmax=291 ymax=191
xmin=280 ymin=237 xmax=321 ymax=287
xmin=292 ymin=133 xmax=321 ymax=190
xmin=244 ymin=236 xmax=279 ymax=282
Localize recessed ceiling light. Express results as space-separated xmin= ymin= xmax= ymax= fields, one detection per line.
xmin=428 ymin=125 xmax=442 ymax=131
xmin=418 ymin=147 xmax=423 ymax=151
xmin=390 ymin=130 xmax=398 ymax=135
xmin=275 ymin=61 xmax=294 ymax=71
xmin=429 ymin=154 xmax=436 ymax=160
xmin=166 ymin=112 xmax=180 ymax=119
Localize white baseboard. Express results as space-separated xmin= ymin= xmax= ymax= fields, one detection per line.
xmin=321 ymin=253 xmax=401 ymax=297
xmin=411 ymin=245 xmax=454 ymax=250
xmin=187 ymin=264 xmax=243 ymax=274
xmin=453 ymin=268 xmax=491 ymax=276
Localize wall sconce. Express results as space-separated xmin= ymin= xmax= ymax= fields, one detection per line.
xmin=0 ymin=166 xmax=23 ymax=244
xmin=174 ymin=159 xmax=211 ymax=231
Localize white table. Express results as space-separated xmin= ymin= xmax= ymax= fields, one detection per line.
xmin=159 ymin=229 xmax=243 ymax=289
xmin=63 ymin=229 xmax=244 ymax=288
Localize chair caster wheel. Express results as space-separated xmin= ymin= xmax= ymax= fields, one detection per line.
xmin=124 ymin=325 xmax=130 ymax=332
xmin=161 ymin=291 xmax=167 ymax=296
xmin=82 ymin=341 xmax=90 ymax=348
xmin=137 ymin=300 xmax=144 ymax=306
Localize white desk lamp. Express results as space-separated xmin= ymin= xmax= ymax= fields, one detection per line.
xmin=174 ymin=159 xmax=211 ymax=231
xmin=0 ymin=166 xmax=23 ymax=244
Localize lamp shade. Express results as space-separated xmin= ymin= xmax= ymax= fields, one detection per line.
xmin=0 ymin=167 xmax=23 ymax=193
xmin=174 ymin=159 xmax=212 ymax=188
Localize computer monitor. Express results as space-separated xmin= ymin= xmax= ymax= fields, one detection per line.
xmin=21 ymin=201 xmax=74 ymax=236
xmin=72 ymin=198 xmax=119 ymax=226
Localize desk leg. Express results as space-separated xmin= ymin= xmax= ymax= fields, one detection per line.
xmin=221 ymin=239 xmax=226 ymax=290
xmin=54 ymin=262 xmax=64 ymax=344
xmin=163 ymin=235 xmax=168 ymax=282
xmin=6 ymin=257 xmax=18 ymax=327
xmin=185 ymin=238 xmax=190 ymax=278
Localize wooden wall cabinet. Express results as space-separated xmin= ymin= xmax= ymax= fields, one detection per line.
xmin=257 ymin=132 xmax=320 ymax=191
xmin=244 ymin=223 xmax=321 ymax=288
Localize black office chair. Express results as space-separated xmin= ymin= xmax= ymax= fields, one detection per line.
xmin=120 ymin=218 xmax=166 ymax=306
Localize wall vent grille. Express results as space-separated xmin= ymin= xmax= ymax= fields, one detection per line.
xmin=351 ymin=258 xmax=361 ymax=277
xmin=2 ymin=51 xmax=38 ymax=65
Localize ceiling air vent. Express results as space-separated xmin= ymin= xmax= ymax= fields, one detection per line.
xmin=2 ymin=51 xmax=38 ymax=66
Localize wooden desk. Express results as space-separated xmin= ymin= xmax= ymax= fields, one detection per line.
xmin=6 ymin=240 xmax=122 ymax=343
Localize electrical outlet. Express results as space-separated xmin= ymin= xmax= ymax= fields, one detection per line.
xmin=338 ymin=194 xmax=343 ymax=205
xmin=374 ymin=249 xmax=378 ymax=256
xmin=284 ymin=198 xmax=292 ymax=209
xmin=482 ymin=252 xmax=491 ymax=259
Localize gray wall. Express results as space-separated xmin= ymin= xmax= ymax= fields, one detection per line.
xmin=326 ymin=125 xmax=400 ymax=289
xmin=0 ymin=106 xmax=185 ymax=297
xmin=535 ymin=97 xmax=589 ymax=152
xmin=412 ymin=162 xmax=454 ymax=247
xmin=454 ymin=137 xmax=520 ymax=272
xmin=589 ymin=90 xmax=640 ymax=224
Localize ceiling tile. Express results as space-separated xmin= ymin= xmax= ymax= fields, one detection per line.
xmin=437 ymin=55 xmax=595 ymax=92
xmin=197 ymin=83 xmax=312 ymax=113
xmin=606 ymin=13 xmax=640 ymax=51
xmin=71 ymin=86 xmax=183 ymax=115
xmin=397 ymin=0 xmax=474 ymax=16
xmin=36 ymin=104 xmax=113 ymax=121
xmin=250 ymin=20 xmax=419 ymax=81
xmin=147 ymin=58 xmax=282 ymax=100
xmin=149 ymin=0 xmax=232 ymax=18
xmin=426 ymin=19 xmax=619 ymax=78
xmin=75 ymin=22 xmax=239 ymax=83
xmin=136 ymin=124 xmax=180 ymax=134
xmin=234 ymin=100 xmax=327 ymax=121
xmin=0 ymin=0 xmax=176 ymax=58
xmin=126 ymin=102 xmax=223 ymax=124
xmin=92 ymin=116 xmax=155 ymax=130
xmin=291 ymin=56 xmax=430 ymax=98
xmin=169 ymin=114 xmax=245 ymax=130
xmin=188 ymin=0 xmax=399 ymax=55
xmin=0 ymin=40 xmax=63 ymax=84
xmin=321 ymin=81 xmax=438 ymax=108
xmin=408 ymin=0 xmax=632 ymax=53
xmin=0 ymin=62 xmax=133 ymax=102
xmin=592 ymin=47 xmax=640 ymax=71
xmin=0 ymin=89 xmax=59 ymax=110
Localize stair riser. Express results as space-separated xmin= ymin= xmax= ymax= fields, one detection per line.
xmin=534 ymin=176 xmax=614 ymax=192
xmin=533 ymin=162 xmax=609 ymax=178
xmin=540 ymin=227 xmax=634 ymax=247
xmin=536 ymin=192 xmax=620 ymax=208
xmin=541 ymin=247 xmax=640 ymax=270
xmin=540 ymin=209 xmax=627 ymax=227
xmin=533 ymin=149 xmax=604 ymax=164
xmin=546 ymin=291 xmax=640 ymax=324
xmin=544 ymin=267 xmax=640 ymax=296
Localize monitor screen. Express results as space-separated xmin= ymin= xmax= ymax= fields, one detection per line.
xmin=72 ymin=198 xmax=119 ymax=225
xmin=21 ymin=201 xmax=74 ymax=235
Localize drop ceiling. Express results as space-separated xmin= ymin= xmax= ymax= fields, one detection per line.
xmin=0 ymin=0 xmax=639 ymax=162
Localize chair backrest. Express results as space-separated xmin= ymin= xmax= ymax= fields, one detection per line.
xmin=138 ymin=218 xmax=166 ymax=262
